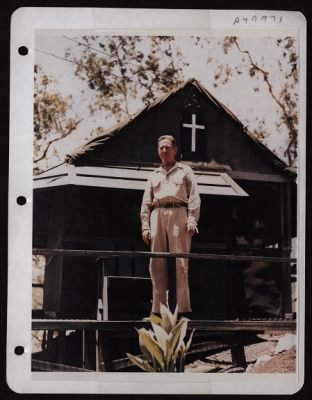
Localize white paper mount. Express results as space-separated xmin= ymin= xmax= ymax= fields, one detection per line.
xmin=8 ymin=7 xmax=306 ymax=394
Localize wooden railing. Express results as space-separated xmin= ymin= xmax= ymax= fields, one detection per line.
xmin=32 ymin=248 xmax=296 ymax=372
xmin=33 ymin=248 xmax=296 ymax=263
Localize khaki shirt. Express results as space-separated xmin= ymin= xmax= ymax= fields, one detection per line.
xmin=141 ymin=162 xmax=201 ymax=231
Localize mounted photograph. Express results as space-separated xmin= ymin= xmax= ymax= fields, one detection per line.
xmin=8 ymin=8 xmax=306 ymax=395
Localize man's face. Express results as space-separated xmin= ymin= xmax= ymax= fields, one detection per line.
xmin=158 ymin=139 xmax=177 ymax=166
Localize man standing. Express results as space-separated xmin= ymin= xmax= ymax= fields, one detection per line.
xmin=141 ymin=135 xmax=201 ymax=318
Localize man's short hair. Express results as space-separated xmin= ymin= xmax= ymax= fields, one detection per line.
xmin=158 ymin=135 xmax=176 ymax=147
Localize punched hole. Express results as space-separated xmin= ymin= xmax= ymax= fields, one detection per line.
xmin=16 ymin=196 xmax=27 ymax=205
xmin=18 ymin=46 xmax=28 ymax=56
xmin=14 ymin=346 xmax=24 ymax=356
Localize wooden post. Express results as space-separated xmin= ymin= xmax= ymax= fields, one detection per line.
xmin=57 ymin=331 xmax=66 ymax=367
xmin=168 ymin=257 xmax=176 ymax=313
xmin=96 ymin=258 xmax=111 ymax=372
xmin=46 ymin=330 xmax=54 ymax=363
xmin=82 ymin=329 xmax=86 ymax=369
xmin=231 ymin=344 xmax=247 ymax=369
xmin=280 ymin=183 xmax=293 ymax=316
xmin=226 ymin=201 xmax=234 ymax=319
xmin=230 ymin=334 xmax=247 ymax=369
xmin=96 ymin=259 xmax=105 ymax=372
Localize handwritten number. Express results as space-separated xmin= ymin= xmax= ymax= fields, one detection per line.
xmin=233 ymin=15 xmax=283 ymax=25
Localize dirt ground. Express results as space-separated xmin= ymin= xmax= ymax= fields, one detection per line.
xmin=250 ymin=346 xmax=296 ymax=373
xmin=185 ymin=333 xmax=296 ymax=373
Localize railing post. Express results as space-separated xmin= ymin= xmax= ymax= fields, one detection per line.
xmin=96 ymin=257 xmax=110 ymax=372
xmin=97 ymin=258 xmax=105 ymax=321
xmin=230 ymin=334 xmax=247 ymax=369
xmin=96 ymin=258 xmax=104 ymax=371
xmin=82 ymin=329 xmax=86 ymax=369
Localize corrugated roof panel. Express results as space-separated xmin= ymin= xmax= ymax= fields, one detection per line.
xmin=34 ymin=165 xmax=248 ymax=197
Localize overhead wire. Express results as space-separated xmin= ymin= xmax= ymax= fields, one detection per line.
xmin=35 ymin=35 xmax=180 ymax=90
xmin=63 ymin=35 xmax=183 ymax=91
xmin=34 ymin=47 xmax=145 ymax=87
xmin=62 ymin=35 xmax=143 ymax=70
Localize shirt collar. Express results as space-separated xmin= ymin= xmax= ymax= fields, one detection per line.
xmin=158 ymin=162 xmax=182 ymax=175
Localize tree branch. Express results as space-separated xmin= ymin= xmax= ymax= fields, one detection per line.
xmin=33 ymin=119 xmax=82 ymax=164
xmin=232 ymin=37 xmax=297 ymax=166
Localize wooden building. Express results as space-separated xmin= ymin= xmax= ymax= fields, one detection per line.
xmin=33 ymin=78 xmax=296 ymax=323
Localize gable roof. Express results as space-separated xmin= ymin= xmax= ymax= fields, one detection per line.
xmin=66 ymin=78 xmax=294 ymax=177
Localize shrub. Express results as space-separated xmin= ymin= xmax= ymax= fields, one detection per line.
xmin=126 ymin=304 xmax=194 ymax=372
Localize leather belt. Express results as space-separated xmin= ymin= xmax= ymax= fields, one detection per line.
xmin=153 ymin=202 xmax=187 ymax=209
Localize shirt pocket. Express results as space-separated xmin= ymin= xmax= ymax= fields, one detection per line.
xmin=171 ymin=173 xmax=187 ymax=199
xmin=171 ymin=174 xmax=185 ymax=186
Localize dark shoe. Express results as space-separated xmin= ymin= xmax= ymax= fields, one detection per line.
xmin=178 ymin=312 xmax=192 ymax=320
xmin=152 ymin=312 xmax=161 ymax=318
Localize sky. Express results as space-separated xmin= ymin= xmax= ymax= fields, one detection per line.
xmin=34 ymin=31 xmax=299 ymax=171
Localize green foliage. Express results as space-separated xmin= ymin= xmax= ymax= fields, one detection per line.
xmin=126 ymin=305 xmax=194 ymax=372
xmin=33 ymin=64 xmax=81 ymax=171
xmin=35 ymin=35 xmax=299 ymax=170
xmin=65 ymin=36 xmax=187 ymax=121
xmin=194 ymin=35 xmax=299 ymax=166
xmin=224 ymin=36 xmax=298 ymax=166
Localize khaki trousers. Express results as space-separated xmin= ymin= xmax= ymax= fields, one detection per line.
xmin=149 ymin=207 xmax=192 ymax=313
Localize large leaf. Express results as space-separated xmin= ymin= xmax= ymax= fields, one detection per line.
xmin=165 ymin=319 xmax=185 ymax=364
xmin=152 ymin=323 xmax=169 ymax=353
xmin=136 ymin=328 xmax=153 ymax=362
xmin=174 ymin=319 xmax=188 ymax=354
xmin=150 ymin=313 xmax=162 ymax=325
xmin=160 ymin=303 xmax=174 ymax=334
xmin=185 ymin=329 xmax=196 ymax=352
xmin=137 ymin=328 xmax=165 ymax=369
xmin=172 ymin=306 xmax=178 ymax=325
xmin=126 ymin=353 xmax=155 ymax=372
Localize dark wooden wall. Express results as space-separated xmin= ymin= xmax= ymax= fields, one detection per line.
xmin=33 ymin=181 xmax=287 ymax=320
xmin=74 ymin=84 xmax=284 ymax=178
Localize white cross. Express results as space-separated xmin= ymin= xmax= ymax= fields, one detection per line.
xmin=182 ymin=114 xmax=205 ymax=152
